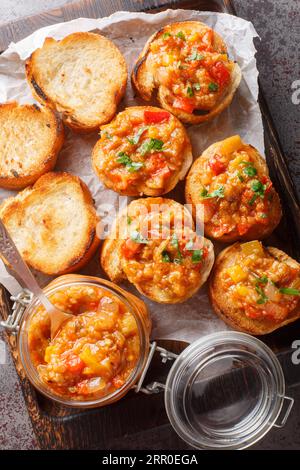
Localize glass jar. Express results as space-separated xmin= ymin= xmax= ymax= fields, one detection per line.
xmin=164 ymin=331 xmax=294 ymax=450
xmin=17 ymin=274 xmax=151 ymax=408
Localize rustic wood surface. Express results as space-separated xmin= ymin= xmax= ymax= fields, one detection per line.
xmin=0 ymin=0 xmax=300 ymax=450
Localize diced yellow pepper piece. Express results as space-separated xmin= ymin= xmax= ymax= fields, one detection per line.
xmin=235 ymin=285 xmax=250 ymax=297
xmin=147 ymin=126 xmax=159 ymax=139
xmin=241 ymin=240 xmax=264 ymax=257
xmin=230 ymin=155 xmax=247 ymax=169
xmin=162 ymin=54 xmax=175 ymax=66
xmin=79 ymin=346 xmax=103 ymax=374
xmin=220 ymin=135 xmax=243 ymax=157
xmin=227 ymin=265 xmax=248 ymax=283
xmin=44 ymin=345 xmax=57 ymax=363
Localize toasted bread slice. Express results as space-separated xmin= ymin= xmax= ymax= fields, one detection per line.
xmin=0 ymin=172 xmax=100 ymax=275
xmin=25 ymin=32 xmax=127 ymax=133
xmin=92 ymin=106 xmax=192 ymax=196
xmin=101 ymin=197 xmax=214 ymax=303
xmin=209 ymin=243 xmax=300 ymax=335
xmin=132 ymin=21 xmax=241 ymax=125
xmin=0 ymin=102 xmax=64 ymax=189
xmin=185 ymin=136 xmax=282 ymax=242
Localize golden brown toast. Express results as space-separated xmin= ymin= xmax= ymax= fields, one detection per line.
xmin=0 ymin=172 xmax=100 ymax=275
xmin=25 ymin=32 xmax=127 ymax=133
xmin=0 ymin=102 xmax=64 ymax=189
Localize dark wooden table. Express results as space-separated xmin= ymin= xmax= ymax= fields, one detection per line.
xmin=0 ymin=0 xmax=300 ymax=450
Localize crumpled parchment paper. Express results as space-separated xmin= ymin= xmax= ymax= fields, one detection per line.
xmin=0 ymin=9 xmax=263 ymax=343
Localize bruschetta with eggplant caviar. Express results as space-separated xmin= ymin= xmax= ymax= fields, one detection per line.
xmin=209 ymin=241 xmax=300 ymax=334
xmin=185 ymin=135 xmax=282 ymax=242
xmin=101 ymin=197 xmax=214 ymax=303
xmin=92 ymin=106 xmax=192 ymax=196
xmin=132 ymin=21 xmax=241 ymax=124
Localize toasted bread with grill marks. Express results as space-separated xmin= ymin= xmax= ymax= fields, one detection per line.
xmin=0 ymin=172 xmax=100 ymax=275
xmin=132 ymin=21 xmax=241 ymax=125
xmin=25 ymin=32 xmax=127 ymax=133
xmin=0 ymin=102 xmax=64 ymax=189
xmin=209 ymin=243 xmax=300 ymax=335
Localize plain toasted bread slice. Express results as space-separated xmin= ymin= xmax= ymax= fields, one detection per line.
xmin=0 ymin=172 xmax=100 ymax=275
xmin=132 ymin=21 xmax=241 ymax=125
xmin=25 ymin=32 xmax=127 ymax=133
xmin=209 ymin=243 xmax=300 ymax=335
xmin=0 ymin=102 xmax=64 ymax=189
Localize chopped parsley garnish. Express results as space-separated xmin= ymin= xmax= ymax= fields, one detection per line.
xmin=127 ymin=126 xmax=148 ymax=145
xmin=186 ymin=50 xmax=204 ymax=62
xmin=248 ymin=194 xmax=258 ymax=206
xmin=255 ymin=285 xmax=268 ymax=304
xmin=255 ymin=275 xmax=268 ymax=285
xmin=253 ymin=275 xmax=269 ymax=304
xmin=192 ymin=249 xmax=203 ymax=263
xmin=171 ymin=233 xmax=183 ymax=264
xmin=138 ymin=138 xmax=164 ymax=156
xmin=251 ymin=180 xmax=266 ymax=197
xmin=193 ymin=83 xmax=201 ymax=91
xmin=200 ymin=186 xmax=225 ymax=199
xmin=237 ymin=172 xmax=244 ymax=182
xmin=116 ymin=152 xmax=144 ymax=172
xmin=162 ymin=251 xmax=171 ymax=263
xmin=208 ymin=82 xmax=218 ymax=92
xmin=130 ymin=230 xmax=148 ymax=244
xmin=187 ymin=86 xmax=194 ymax=97
xmin=260 ymin=213 xmax=268 ymax=219
xmin=163 ymin=32 xmax=171 ymax=39
xmin=176 ymin=31 xmax=186 ymax=40
xmin=279 ymin=287 xmax=300 ymax=296
xmin=127 ymin=216 xmax=132 ymax=225
xmin=243 ymin=165 xmax=257 ymax=177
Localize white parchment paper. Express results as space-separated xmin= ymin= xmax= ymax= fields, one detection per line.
xmin=0 ymin=9 xmax=263 ymax=343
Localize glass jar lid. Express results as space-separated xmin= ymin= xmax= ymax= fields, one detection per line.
xmin=164 ymin=331 xmax=287 ymax=450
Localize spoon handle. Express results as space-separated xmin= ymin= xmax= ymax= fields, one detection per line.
xmin=0 ymin=218 xmax=52 ymax=310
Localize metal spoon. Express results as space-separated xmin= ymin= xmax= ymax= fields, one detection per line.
xmin=0 ymin=219 xmax=72 ymax=339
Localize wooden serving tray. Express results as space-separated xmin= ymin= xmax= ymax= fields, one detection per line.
xmin=1 ymin=0 xmax=300 ymax=450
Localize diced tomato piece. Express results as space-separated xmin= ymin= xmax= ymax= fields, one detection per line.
xmin=148 ymin=154 xmax=171 ymax=178
xmin=237 ymin=223 xmax=251 ymax=236
xmin=65 ymin=354 xmax=85 ymax=374
xmin=210 ymin=61 xmax=230 ymax=86
xmin=173 ymin=97 xmax=195 ymax=114
xmin=202 ymin=199 xmax=217 ymax=222
xmin=144 ymin=110 xmax=170 ymax=124
xmin=245 ymin=305 xmax=262 ymax=319
xmin=121 ymin=238 xmax=142 ymax=259
xmin=208 ymin=154 xmax=227 ymax=175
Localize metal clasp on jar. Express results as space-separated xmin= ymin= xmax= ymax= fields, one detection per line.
xmin=0 ymin=289 xmax=32 ymax=333
xmin=133 ymin=341 xmax=178 ymax=395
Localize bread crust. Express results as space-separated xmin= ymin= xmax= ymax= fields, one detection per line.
xmin=209 ymin=243 xmax=300 ymax=335
xmin=0 ymin=102 xmax=64 ymax=189
xmin=132 ymin=21 xmax=241 ymax=125
xmin=25 ymin=32 xmax=127 ymax=133
xmin=101 ymin=197 xmax=214 ymax=303
xmin=92 ymin=106 xmax=193 ymax=196
xmin=185 ymin=136 xmax=282 ymax=242
xmin=0 ymin=172 xmax=100 ymax=275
